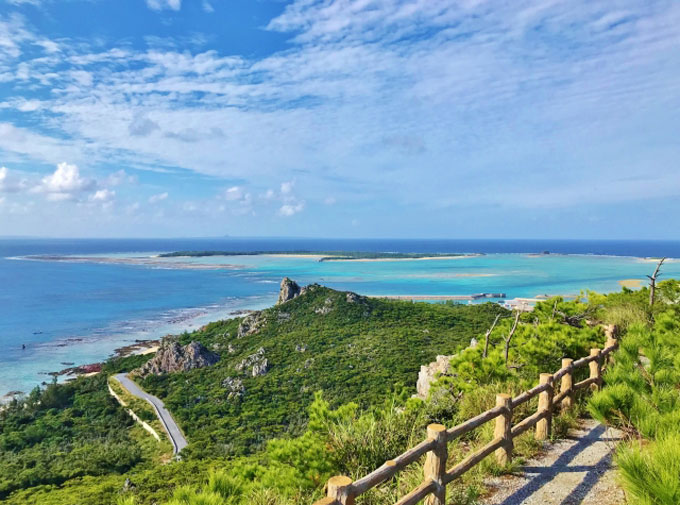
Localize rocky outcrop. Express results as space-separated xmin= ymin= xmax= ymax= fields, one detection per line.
xmin=237 ymin=311 xmax=267 ymax=338
xmin=416 ymin=354 xmax=456 ymax=399
xmin=135 ymin=339 xmax=219 ymax=377
xmin=277 ymin=277 xmax=302 ymax=304
xmin=222 ymin=377 xmax=245 ymax=399
xmin=346 ymin=292 xmax=361 ymax=303
xmin=235 ymin=347 xmax=269 ymax=377
xmin=315 ymin=297 xmax=334 ymax=315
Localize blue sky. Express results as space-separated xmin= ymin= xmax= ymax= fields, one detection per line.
xmin=0 ymin=0 xmax=678 ymax=238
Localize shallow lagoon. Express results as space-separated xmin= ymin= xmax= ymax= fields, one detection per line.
xmin=2 ymin=238 xmax=679 ymax=396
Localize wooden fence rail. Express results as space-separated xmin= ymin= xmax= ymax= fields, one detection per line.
xmin=314 ymin=331 xmax=618 ymax=505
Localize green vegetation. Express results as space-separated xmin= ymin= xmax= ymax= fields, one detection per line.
xmin=2 ymin=279 xmax=678 ymax=505
xmin=138 ymin=285 xmax=506 ymax=457
xmin=588 ymin=279 xmax=680 ymax=505
xmin=0 ymin=375 xmax=141 ymax=499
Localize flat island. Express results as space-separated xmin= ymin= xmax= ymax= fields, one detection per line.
xmin=158 ymin=250 xmax=479 ymax=261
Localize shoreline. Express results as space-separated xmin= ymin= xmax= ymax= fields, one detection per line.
xmin=0 ymin=248 xmax=668 ymax=399
xmin=0 ymin=303 xmax=265 ymax=401
xmin=9 ymin=252 xmax=678 ymax=267
xmin=321 ymin=254 xmax=478 ymax=262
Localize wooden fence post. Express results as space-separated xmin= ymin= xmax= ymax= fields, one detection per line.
xmin=589 ymin=348 xmax=602 ymax=390
xmin=535 ymin=373 xmax=553 ymax=441
xmin=494 ymin=394 xmax=513 ymax=466
xmin=327 ymin=475 xmax=354 ymax=505
xmin=605 ymin=331 xmax=618 ymax=365
xmin=424 ymin=424 xmax=447 ymax=505
xmin=560 ymin=358 xmax=573 ymax=410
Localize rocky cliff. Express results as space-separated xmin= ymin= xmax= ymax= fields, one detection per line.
xmin=134 ymin=339 xmax=219 ymax=377
xmin=277 ymin=277 xmax=302 ymax=304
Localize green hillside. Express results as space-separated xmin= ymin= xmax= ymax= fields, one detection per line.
xmin=129 ymin=284 xmax=507 ymax=457
xmin=3 ymin=279 xmax=677 ymax=505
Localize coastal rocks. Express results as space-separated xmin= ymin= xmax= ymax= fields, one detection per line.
xmin=235 ymin=347 xmax=269 ymax=377
xmin=51 ymin=362 xmax=103 ymax=378
xmin=237 ymin=311 xmax=267 ymax=338
xmin=222 ymin=377 xmax=245 ymax=399
xmin=277 ymin=277 xmax=302 ymax=304
xmin=135 ymin=339 xmax=219 ymax=377
xmin=416 ymin=355 xmax=456 ymax=399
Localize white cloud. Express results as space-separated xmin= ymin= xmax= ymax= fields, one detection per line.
xmin=279 ymin=201 xmax=305 ymax=217
xmin=224 ymin=186 xmax=244 ymax=201
xmin=323 ymin=196 xmax=336 ymax=205
xmin=36 ymin=162 xmax=95 ymax=201
xmin=0 ymin=0 xmax=679 ymax=236
xmin=0 ymin=166 xmax=27 ymax=193
xmin=106 ymin=169 xmax=137 ymax=187
xmin=146 ymin=0 xmax=181 ymax=11
xmin=202 ymin=1 xmax=214 ymax=13
xmin=149 ymin=191 xmax=169 ymax=203
xmin=5 ymin=0 xmax=42 ymax=5
xmin=280 ymin=181 xmax=294 ymax=195
xmin=89 ymin=188 xmax=115 ymax=203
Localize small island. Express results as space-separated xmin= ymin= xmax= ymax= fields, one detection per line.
xmin=158 ymin=250 xmax=479 ymax=262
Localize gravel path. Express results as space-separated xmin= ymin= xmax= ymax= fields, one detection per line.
xmin=481 ymin=419 xmax=626 ymax=505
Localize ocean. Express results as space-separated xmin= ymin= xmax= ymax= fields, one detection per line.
xmin=2 ymin=237 xmax=679 ymax=397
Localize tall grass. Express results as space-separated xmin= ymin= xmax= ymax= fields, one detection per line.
xmin=617 ymin=434 xmax=680 ymax=505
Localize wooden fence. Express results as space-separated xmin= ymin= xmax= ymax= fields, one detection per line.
xmin=314 ymin=333 xmax=618 ymax=505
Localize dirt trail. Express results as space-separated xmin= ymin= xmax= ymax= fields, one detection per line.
xmin=482 ymin=419 xmax=626 ymax=505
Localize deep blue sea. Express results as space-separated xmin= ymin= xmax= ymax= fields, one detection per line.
xmin=2 ymin=237 xmax=680 ymax=397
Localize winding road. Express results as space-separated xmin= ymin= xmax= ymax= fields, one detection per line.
xmin=113 ymin=373 xmax=188 ymax=454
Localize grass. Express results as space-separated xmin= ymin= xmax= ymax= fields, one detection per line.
xmin=108 ymin=377 xmax=174 ymax=462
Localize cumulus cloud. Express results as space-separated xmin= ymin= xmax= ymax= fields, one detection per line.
xmin=35 ymin=162 xmax=95 ymax=201
xmin=222 ymin=186 xmax=253 ymax=215
xmin=280 ymin=181 xmax=294 ymax=194
xmin=89 ymin=188 xmax=115 ymax=206
xmin=149 ymin=192 xmax=169 ymax=203
xmin=279 ymin=201 xmax=305 ymax=217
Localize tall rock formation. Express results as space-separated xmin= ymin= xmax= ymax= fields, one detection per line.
xmin=277 ymin=277 xmax=302 ymax=304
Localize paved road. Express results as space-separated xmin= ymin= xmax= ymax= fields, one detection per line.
xmin=113 ymin=373 xmax=188 ymax=454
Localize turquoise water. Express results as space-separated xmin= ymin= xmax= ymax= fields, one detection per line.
xmin=2 ymin=238 xmax=679 ymax=397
